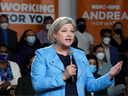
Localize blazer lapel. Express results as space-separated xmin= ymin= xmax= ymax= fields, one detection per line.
xmin=49 ymin=46 xmax=65 ymax=72
xmin=71 ymin=48 xmax=87 ymax=80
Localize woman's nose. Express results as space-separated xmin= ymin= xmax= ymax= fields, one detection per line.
xmin=67 ymin=31 xmax=71 ymax=36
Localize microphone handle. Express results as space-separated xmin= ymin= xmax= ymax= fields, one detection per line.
xmin=70 ymin=55 xmax=75 ymax=82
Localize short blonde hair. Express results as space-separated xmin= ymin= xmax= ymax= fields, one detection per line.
xmin=48 ymin=17 xmax=76 ymax=43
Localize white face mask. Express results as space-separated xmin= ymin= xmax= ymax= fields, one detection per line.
xmin=96 ymin=52 xmax=105 ymax=60
xmin=46 ymin=24 xmax=52 ymax=31
xmin=0 ymin=23 xmax=8 ymax=30
xmin=103 ymin=37 xmax=111 ymax=45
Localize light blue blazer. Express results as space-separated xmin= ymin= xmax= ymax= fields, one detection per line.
xmin=31 ymin=44 xmax=114 ymax=96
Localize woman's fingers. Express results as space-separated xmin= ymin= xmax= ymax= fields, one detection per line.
xmin=109 ymin=61 xmax=123 ymax=80
xmin=63 ymin=64 xmax=77 ymax=80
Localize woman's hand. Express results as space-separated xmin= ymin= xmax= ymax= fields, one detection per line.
xmin=10 ymin=89 xmax=15 ymax=96
xmin=62 ymin=64 xmax=77 ymax=81
xmin=108 ymin=61 xmax=123 ymax=80
xmin=0 ymin=81 xmax=10 ymax=91
xmin=11 ymin=85 xmax=17 ymax=89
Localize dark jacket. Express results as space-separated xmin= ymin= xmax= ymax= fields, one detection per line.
xmin=15 ymin=74 xmax=35 ymax=96
xmin=101 ymin=44 xmax=120 ymax=66
xmin=0 ymin=28 xmax=17 ymax=61
xmin=0 ymin=28 xmax=17 ymax=52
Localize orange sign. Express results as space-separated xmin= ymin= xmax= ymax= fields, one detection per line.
xmin=77 ymin=0 xmax=128 ymax=44
xmin=0 ymin=0 xmax=58 ymax=41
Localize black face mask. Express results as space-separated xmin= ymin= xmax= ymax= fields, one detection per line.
xmin=78 ymin=24 xmax=86 ymax=33
xmin=115 ymin=29 xmax=122 ymax=34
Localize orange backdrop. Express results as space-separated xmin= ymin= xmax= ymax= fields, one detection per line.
xmin=77 ymin=0 xmax=128 ymax=45
xmin=0 ymin=0 xmax=58 ymax=41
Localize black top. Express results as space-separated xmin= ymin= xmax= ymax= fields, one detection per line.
xmin=110 ymin=36 xmax=128 ymax=53
xmin=15 ymin=74 xmax=35 ymax=95
xmin=124 ymin=61 xmax=128 ymax=78
xmin=57 ymin=53 xmax=78 ymax=96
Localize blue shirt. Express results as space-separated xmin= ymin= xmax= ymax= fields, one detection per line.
xmin=1 ymin=28 xmax=8 ymax=45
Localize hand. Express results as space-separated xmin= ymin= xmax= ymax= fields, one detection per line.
xmin=11 ymin=85 xmax=16 ymax=89
xmin=108 ymin=61 xmax=123 ymax=80
xmin=0 ymin=81 xmax=10 ymax=91
xmin=62 ymin=64 xmax=77 ymax=81
xmin=10 ymin=89 xmax=15 ymax=96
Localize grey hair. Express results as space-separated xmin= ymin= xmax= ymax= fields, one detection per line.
xmin=48 ymin=17 xmax=76 ymax=43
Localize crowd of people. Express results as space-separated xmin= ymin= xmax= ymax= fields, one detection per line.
xmin=0 ymin=14 xmax=128 ymax=96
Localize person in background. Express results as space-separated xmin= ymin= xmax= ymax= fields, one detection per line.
xmin=110 ymin=22 xmax=128 ymax=86
xmin=0 ymin=14 xmax=17 ymax=61
xmin=122 ymin=45 xmax=128 ymax=95
xmin=75 ymin=18 xmax=94 ymax=54
xmin=85 ymin=54 xmax=108 ymax=96
xmin=0 ymin=43 xmax=21 ymax=96
xmin=124 ymin=61 xmax=128 ymax=95
xmin=31 ymin=17 xmax=122 ymax=96
xmin=100 ymin=29 xmax=119 ymax=66
xmin=36 ymin=16 xmax=54 ymax=45
xmin=15 ymin=53 xmax=35 ymax=96
xmin=71 ymin=36 xmax=84 ymax=51
xmin=14 ymin=29 xmax=40 ymax=76
xmin=110 ymin=21 xmax=128 ymax=54
xmin=93 ymin=45 xmax=113 ymax=76
xmin=40 ymin=43 xmax=51 ymax=48
xmin=93 ymin=45 xmax=126 ymax=96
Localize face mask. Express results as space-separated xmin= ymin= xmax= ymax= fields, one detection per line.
xmin=0 ymin=23 xmax=8 ymax=30
xmin=0 ymin=53 xmax=8 ymax=62
xmin=78 ymin=24 xmax=86 ymax=33
xmin=115 ymin=29 xmax=122 ymax=34
xmin=103 ymin=37 xmax=111 ymax=45
xmin=26 ymin=36 xmax=36 ymax=44
xmin=96 ymin=52 xmax=105 ymax=60
xmin=46 ymin=24 xmax=52 ymax=31
xmin=90 ymin=65 xmax=97 ymax=73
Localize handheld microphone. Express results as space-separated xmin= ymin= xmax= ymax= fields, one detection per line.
xmin=67 ymin=49 xmax=75 ymax=82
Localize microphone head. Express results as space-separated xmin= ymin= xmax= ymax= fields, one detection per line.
xmin=67 ymin=49 xmax=73 ymax=56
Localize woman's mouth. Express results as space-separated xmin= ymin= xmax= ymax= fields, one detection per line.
xmin=66 ymin=39 xmax=71 ymax=42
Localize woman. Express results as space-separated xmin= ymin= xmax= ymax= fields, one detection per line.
xmin=110 ymin=22 xmax=128 ymax=85
xmin=15 ymin=53 xmax=35 ymax=96
xmin=31 ymin=17 xmax=122 ymax=96
xmin=110 ymin=22 xmax=128 ymax=53
xmin=14 ymin=29 xmax=40 ymax=76
xmin=86 ymin=54 xmax=108 ymax=96
xmin=0 ymin=44 xmax=21 ymax=95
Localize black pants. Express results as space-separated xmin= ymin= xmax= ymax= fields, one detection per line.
xmin=0 ymin=90 xmax=12 ymax=96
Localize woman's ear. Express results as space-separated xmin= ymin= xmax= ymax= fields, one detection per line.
xmin=53 ymin=31 xmax=57 ymax=39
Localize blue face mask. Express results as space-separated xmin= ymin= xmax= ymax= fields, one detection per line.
xmin=26 ymin=36 xmax=36 ymax=44
xmin=90 ymin=65 xmax=97 ymax=73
